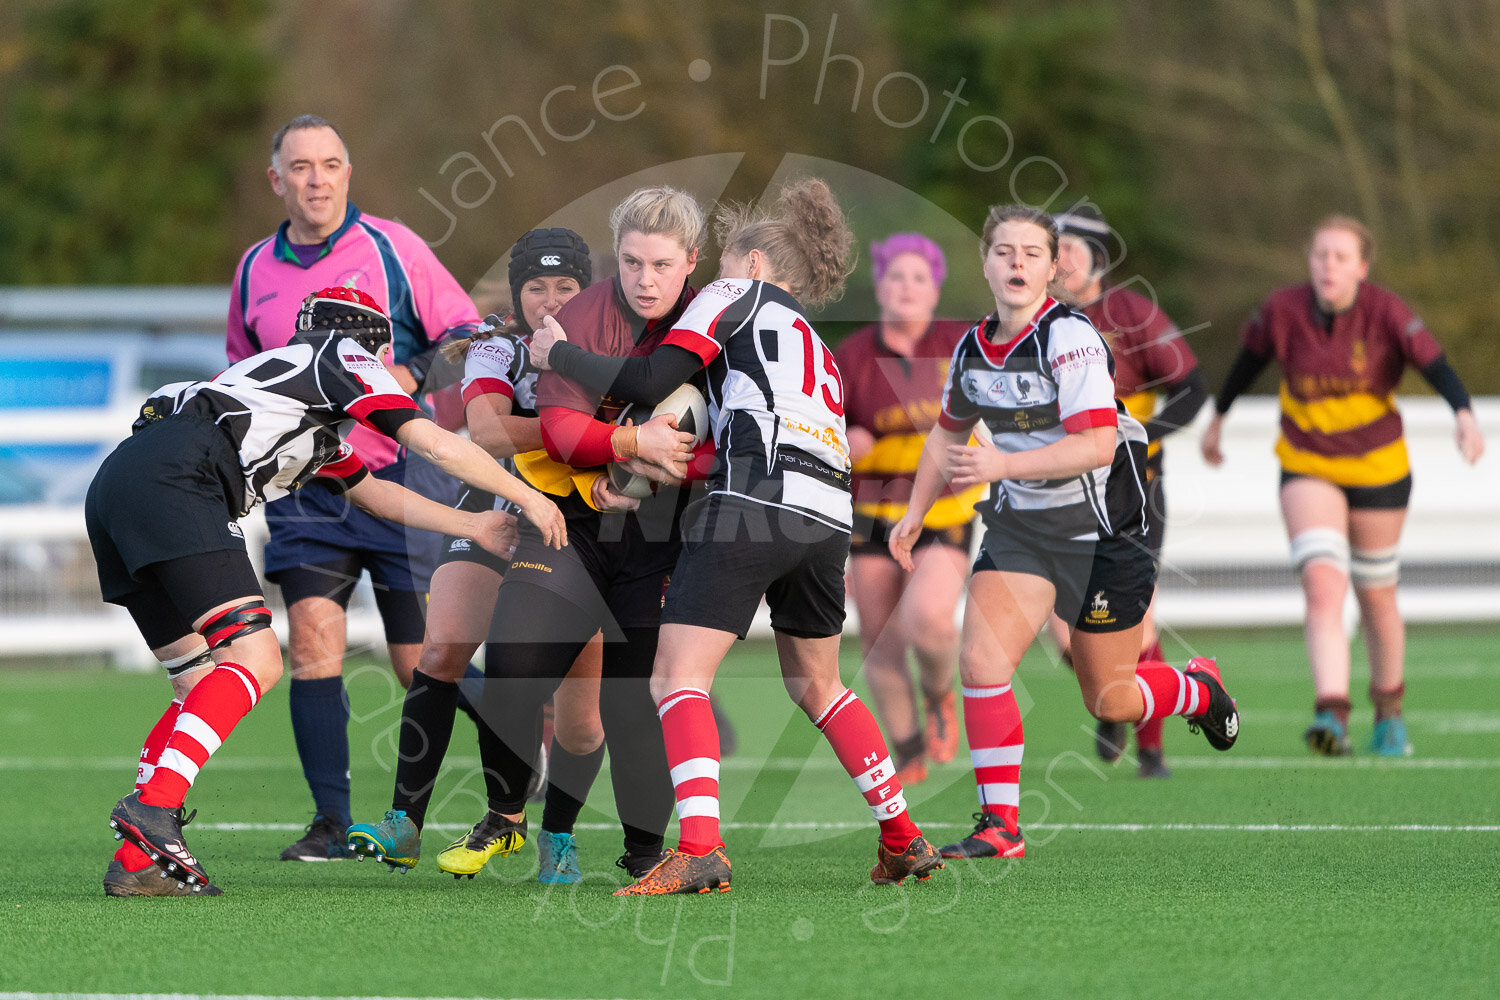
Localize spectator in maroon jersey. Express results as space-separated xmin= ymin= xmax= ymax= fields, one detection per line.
xmin=835 ymin=234 xmax=981 ymax=787
xmin=1046 ymin=206 xmax=1208 ymax=778
xmin=1203 ymin=215 xmax=1484 ymax=758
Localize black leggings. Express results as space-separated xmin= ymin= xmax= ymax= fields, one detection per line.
xmin=476 ymin=581 xmax=672 ymax=854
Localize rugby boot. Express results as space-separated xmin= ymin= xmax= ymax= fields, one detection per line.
xmin=616 ymin=845 xmax=672 ymax=880
xmin=103 ymin=857 xmax=222 ymax=897
xmin=537 ymin=829 xmax=582 ymax=884
xmin=1137 ymin=748 xmax=1172 ymax=779
xmin=347 ymin=809 xmax=421 ymax=872
xmin=1371 ymin=716 xmax=1413 ymax=757
xmin=924 ymin=692 xmax=960 ymax=764
xmin=1095 ymin=718 xmax=1129 ymax=763
xmin=614 ymin=846 xmax=731 ymax=896
xmin=1184 ymin=657 xmax=1240 ymax=751
xmin=437 ymin=810 xmax=526 ymax=879
xmin=280 ymin=813 xmax=354 ymax=861
xmin=109 ymin=791 xmax=211 ymax=887
xmin=939 ymin=811 xmax=1026 ymax=859
xmin=870 ymin=835 xmax=945 ymax=885
xmin=1304 ymin=709 xmax=1351 ymax=756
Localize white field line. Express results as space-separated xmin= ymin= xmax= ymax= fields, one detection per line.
xmin=203 ymin=820 xmax=1500 ymax=834
xmin=7 ymin=754 xmax=1500 ymax=772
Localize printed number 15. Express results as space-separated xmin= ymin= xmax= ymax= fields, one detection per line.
xmin=796 ymin=318 xmax=844 ymax=417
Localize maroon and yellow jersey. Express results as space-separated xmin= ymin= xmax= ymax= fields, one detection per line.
xmin=1243 ymin=282 xmax=1443 ymax=487
xmin=835 ymin=320 xmax=983 ymax=530
xmin=1081 ymin=286 xmax=1199 ymax=462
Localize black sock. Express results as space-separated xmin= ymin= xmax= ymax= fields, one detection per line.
xmin=289 ymin=676 xmax=351 ymax=827
xmin=392 ymin=670 xmax=460 ymax=829
xmin=540 ymin=741 xmax=605 ymax=834
xmin=455 ymin=662 xmax=484 ymax=727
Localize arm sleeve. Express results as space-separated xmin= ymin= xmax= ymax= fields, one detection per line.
xmin=1144 ymin=366 xmax=1209 ymax=442
xmin=549 ymin=341 xmax=704 ymax=406
xmin=1420 ymin=354 xmax=1473 ymax=412
xmin=1213 ymin=346 xmax=1273 ymax=415
xmin=540 ymin=404 xmax=617 ymax=468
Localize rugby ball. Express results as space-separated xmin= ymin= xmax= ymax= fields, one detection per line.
xmin=608 ymin=383 xmax=710 ymax=498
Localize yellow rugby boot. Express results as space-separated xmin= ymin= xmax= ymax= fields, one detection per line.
xmin=436 ymin=810 xmax=527 ymax=879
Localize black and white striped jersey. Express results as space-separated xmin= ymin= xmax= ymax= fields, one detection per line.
xmin=938 ymin=298 xmax=1149 ymax=541
xmin=664 ymin=278 xmax=852 ymax=531
xmin=136 ymin=332 xmax=422 ymax=515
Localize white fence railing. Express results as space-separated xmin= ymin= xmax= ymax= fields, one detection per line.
xmin=3 ymin=395 xmax=1496 ymax=667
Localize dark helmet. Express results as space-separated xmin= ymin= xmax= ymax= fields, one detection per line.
xmin=1053 ymin=204 xmax=1121 ymax=276
xmin=507 ymin=227 xmax=592 ymax=319
xmin=295 ymin=285 xmax=392 ymax=355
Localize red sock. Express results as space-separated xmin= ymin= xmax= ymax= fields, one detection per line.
xmin=814 ymin=689 xmax=921 ymax=852
xmin=1134 ymin=661 xmax=1210 ymax=721
xmin=963 ymin=683 xmax=1023 ymax=834
xmin=657 ymin=687 xmax=722 ymax=857
xmin=139 ymin=663 xmax=261 ymax=809
xmin=117 ymin=699 xmax=184 ymax=871
xmin=1133 ymin=642 xmax=1166 ymax=750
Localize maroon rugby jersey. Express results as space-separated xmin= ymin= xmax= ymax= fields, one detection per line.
xmin=1242 ymin=282 xmax=1443 ymax=486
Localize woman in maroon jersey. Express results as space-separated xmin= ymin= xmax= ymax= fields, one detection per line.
xmin=835 ymin=234 xmax=982 ymax=786
xmin=1202 ymin=215 xmax=1484 ymax=757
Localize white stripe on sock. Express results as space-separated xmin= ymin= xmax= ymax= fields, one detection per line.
xmin=962 ymin=683 xmax=1012 ymax=699
xmin=669 ymin=756 xmax=720 ymax=786
xmin=675 ymin=795 xmax=720 ymax=820
xmin=156 ymin=748 xmax=200 ymax=785
xmin=1136 ymin=675 xmax=1155 ymax=719
xmin=970 ymin=745 xmax=1024 ymax=768
xmin=854 ymin=756 xmax=896 ymax=792
xmin=978 ymin=782 xmax=1020 ymax=807
xmin=174 ymin=713 xmax=223 ymax=755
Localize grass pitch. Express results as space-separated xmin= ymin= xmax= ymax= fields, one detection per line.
xmin=2 ymin=624 xmax=1497 ymax=999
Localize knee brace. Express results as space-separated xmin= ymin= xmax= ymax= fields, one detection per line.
xmin=200 ymin=601 xmax=274 ymax=650
xmin=1351 ymin=545 xmax=1400 ymax=587
xmin=159 ymin=642 xmax=213 ymax=678
xmin=1289 ymin=528 xmax=1350 ymax=575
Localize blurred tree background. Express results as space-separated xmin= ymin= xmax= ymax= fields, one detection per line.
xmin=1 ymin=0 xmax=1496 ymax=389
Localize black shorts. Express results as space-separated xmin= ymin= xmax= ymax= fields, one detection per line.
xmin=850 ymin=510 xmax=974 ymax=558
xmin=662 ymin=494 xmax=849 ymax=639
xmin=84 ymin=417 xmax=264 ymax=648
xmin=497 ymin=490 xmax=681 ymax=641
xmin=437 ymin=487 xmax=512 ymax=574
xmin=974 ymin=519 xmax=1157 ymax=634
xmin=1280 ymin=471 xmax=1412 ymax=510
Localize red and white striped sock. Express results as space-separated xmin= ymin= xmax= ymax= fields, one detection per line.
xmin=1134 ymin=642 xmax=1166 ymax=750
xmin=1134 ymin=660 xmax=1211 ymax=722
xmin=813 ymin=689 xmax=921 ymax=852
xmin=963 ymin=682 xmax=1023 ymax=833
xmin=657 ymin=687 xmax=722 ymax=857
xmin=139 ymin=663 xmax=261 ymax=809
xmin=117 ymin=699 xmax=184 ymax=870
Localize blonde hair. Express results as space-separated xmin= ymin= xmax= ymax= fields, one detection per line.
xmin=609 ymin=186 xmax=707 ymax=256
xmin=980 ymin=204 xmax=1059 ymax=260
xmin=1309 ymin=214 xmax=1375 ymax=265
xmin=441 ymin=312 xmax=520 ymax=364
xmin=715 ymin=177 xmax=855 ymax=309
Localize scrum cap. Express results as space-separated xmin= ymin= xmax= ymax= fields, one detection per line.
xmin=296 ymin=285 xmax=392 ymax=355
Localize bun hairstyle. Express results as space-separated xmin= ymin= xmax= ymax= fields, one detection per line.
xmin=715 ymin=177 xmax=855 ymax=309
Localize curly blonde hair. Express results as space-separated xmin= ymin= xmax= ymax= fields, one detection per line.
xmin=715 ymin=177 xmax=855 ymax=309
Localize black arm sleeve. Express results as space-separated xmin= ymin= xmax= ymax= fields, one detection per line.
xmin=1420 ymin=354 xmax=1473 ymax=412
xmin=1214 ymin=346 xmax=1273 ymax=415
xmin=549 ymin=341 xmax=704 ymax=406
xmin=1144 ymin=366 xmax=1209 ymax=443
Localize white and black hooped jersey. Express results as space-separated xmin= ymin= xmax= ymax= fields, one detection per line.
xmin=663 ymin=278 xmax=853 ymax=531
xmin=460 ymin=324 xmax=539 ymax=418
xmin=137 ymin=332 xmax=422 ymax=515
xmin=938 ymin=298 xmax=1149 ymax=541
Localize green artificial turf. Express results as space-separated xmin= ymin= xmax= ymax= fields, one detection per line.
xmin=2 ymin=625 xmax=1497 ymax=999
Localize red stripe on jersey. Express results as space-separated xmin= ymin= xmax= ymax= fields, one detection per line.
xmin=663 ymin=327 xmax=720 ymax=367
xmin=938 ymin=410 xmax=979 ymax=433
xmin=462 ymin=377 xmax=514 ymax=406
xmin=974 ymin=299 xmax=1056 ymax=366
xmin=1061 ymin=407 xmax=1118 ymax=432
xmin=346 ymin=392 xmax=421 ymax=431
xmin=312 ymin=450 xmax=367 ymax=483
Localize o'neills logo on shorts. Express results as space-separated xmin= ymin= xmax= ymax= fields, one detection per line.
xmin=510 ymin=560 xmax=553 ymax=573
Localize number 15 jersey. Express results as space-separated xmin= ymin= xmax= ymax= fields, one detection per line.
xmin=663 ymin=278 xmax=853 ymax=532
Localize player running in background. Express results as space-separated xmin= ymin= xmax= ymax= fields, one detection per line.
xmin=227 ymin=115 xmax=484 ymax=862
xmin=533 ymin=178 xmax=945 ymax=894
xmin=891 ymin=206 xmax=1239 ymax=862
xmin=835 ymin=233 xmax=980 ymax=786
xmin=95 ymin=288 xmax=565 ymax=896
xmin=346 ymin=229 xmax=609 ymax=883
xmin=1046 ymin=206 xmax=1208 ymax=778
xmin=1201 ymin=215 xmax=1484 ymax=757
xmin=440 ymin=187 xmax=704 ymax=884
